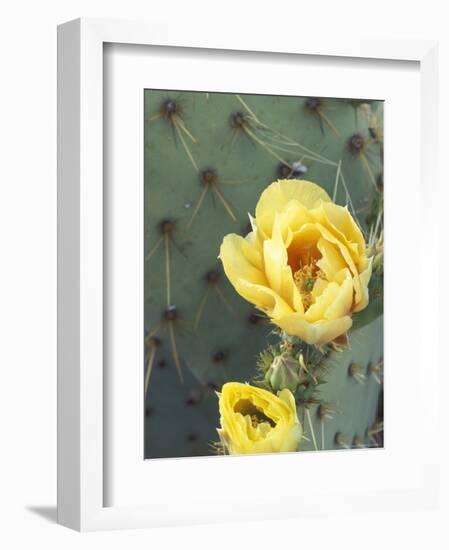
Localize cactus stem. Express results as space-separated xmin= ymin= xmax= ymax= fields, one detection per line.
xmin=278 ymin=161 xmax=294 ymax=179
xmin=299 ymin=353 xmax=318 ymax=384
xmin=212 ymin=350 xmax=227 ymax=364
xmin=173 ymin=120 xmax=199 ymax=172
xmin=189 ymin=170 xmax=237 ymax=226
xmin=264 ymin=142 xmax=320 ymax=165
xmin=243 ymin=125 xmax=290 ymax=166
xmin=321 ymin=418 xmax=325 ymax=450
xmin=212 ymin=186 xmax=237 ymax=222
xmin=148 ymin=113 xmax=162 ymax=122
xmin=147 ymin=323 xmax=161 ymax=339
xmin=316 ymin=107 xmax=341 ymax=137
xmin=173 ymin=114 xmax=197 ymax=144
xmin=369 ymin=363 xmax=382 ymax=384
xmin=221 ymin=178 xmax=255 ymax=185
xmin=187 ymin=184 xmax=209 ymax=228
xmin=369 ymin=421 xmax=384 ymax=435
xmin=144 ymin=346 xmax=157 ymax=397
xmin=305 ymin=407 xmax=318 ymax=451
xmin=146 ymin=333 xmax=161 ymax=350
xmin=319 ymin=403 xmax=336 ymax=421
xmin=265 ymin=132 xmax=335 ymax=166
xmin=235 ymin=94 xmax=259 ymax=121
xmin=259 ymin=140 xmax=301 ymax=157
xmin=236 ymin=94 xmax=338 ymax=167
xmin=335 ymin=432 xmax=350 ymax=449
xmin=305 ymin=98 xmax=340 ymax=137
xmin=367 ymin=111 xmax=383 ymax=144
xmin=168 ymin=320 xmax=183 ymax=383
xmin=213 ymin=285 xmax=236 ymax=317
xmin=277 ymin=160 xmax=309 ymax=179
xmin=360 ymin=150 xmax=377 ymax=190
xmin=338 ymin=170 xmax=359 ymax=224
xmin=349 ymin=363 xmax=366 ymax=385
xmin=248 ymin=311 xmax=267 ymax=326
xmin=353 ymin=106 xmax=358 ymax=128
xmin=368 ymin=360 xmax=383 ymax=384
xmin=347 ymin=133 xmax=378 ymax=191
xmin=353 ymin=435 xmax=365 ymax=449
xmin=368 ymin=204 xmax=383 ymax=250
xmin=145 ymin=235 xmax=163 ymax=261
xmin=164 ymin=234 xmax=172 ymax=307
xmin=194 ymin=285 xmax=211 ymax=331
xmin=366 ymin=420 xmax=384 ymax=447
xmin=194 ymin=271 xmax=231 ymax=331
xmin=152 ymin=98 xmax=199 ymax=171
xmin=229 ymin=128 xmax=240 ymax=149
xmin=367 ymin=420 xmax=383 ymax=447
xmin=355 ymin=202 xmax=370 ymax=215
xmin=347 ymin=133 xmax=365 ymax=155
xmin=332 ymin=160 xmax=342 ymax=202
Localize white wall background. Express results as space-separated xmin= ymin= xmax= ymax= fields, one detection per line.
xmin=0 ymin=1 xmax=448 ymax=548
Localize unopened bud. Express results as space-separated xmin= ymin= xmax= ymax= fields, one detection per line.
xmin=265 ymin=355 xmax=304 ymax=393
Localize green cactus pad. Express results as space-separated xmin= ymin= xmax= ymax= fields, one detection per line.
xmin=144 ymin=89 xmax=383 ymax=458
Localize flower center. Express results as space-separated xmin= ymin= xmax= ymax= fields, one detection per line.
xmin=293 ymin=259 xmax=323 ymax=311
xmin=233 ymin=399 xmax=276 ymax=428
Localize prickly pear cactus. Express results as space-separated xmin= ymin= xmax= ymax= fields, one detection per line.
xmin=144 ymin=90 xmax=383 ymax=458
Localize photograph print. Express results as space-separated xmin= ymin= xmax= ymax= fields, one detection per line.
xmin=143 ymin=90 xmax=384 ymax=458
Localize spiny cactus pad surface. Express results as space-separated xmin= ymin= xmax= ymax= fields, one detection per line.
xmin=144 ymin=89 xmax=383 ymax=458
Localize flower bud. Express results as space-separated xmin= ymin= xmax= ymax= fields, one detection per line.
xmin=265 ymin=355 xmax=304 ymax=393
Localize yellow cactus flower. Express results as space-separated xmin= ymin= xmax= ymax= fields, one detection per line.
xmin=217 ymin=382 xmax=302 ymax=455
xmin=219 ymin=179 xmax=372 ymax=345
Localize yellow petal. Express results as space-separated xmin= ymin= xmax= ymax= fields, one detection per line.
xmin=220 ymin=233 xmax=265 ymax=279
xmin=256 ymin=199 xmax=314 ymax=241
xmin=263 ymin=228 xmax=288 ymax=296
xmin=316 ymin=238 xmax=347 ymax=280
xmin=311 ymin=277 xmax=328 ymax=300
xmin=274 ymin=313 xmax=353 ymax=345
xmin=353 ymin=256 xmax=373 ymax=312
xmin=219 ymin=232 xmax=267 ymax=290
xmin=263 ymin=216 xmax=303 ymax=313
xmin=323 ymin=202 xmax=366 ymax=258
xmin=278 ymin=424 xmax=303 ymax=452
xmin=217 ymin=383 xmax=301 ymax=454
xmin=277 ymin=200 xmax=314 ymax=234
xmin=313 ymin=202 xmax=365 ymax=265
xmin=304 ymin=281 xmax=341 ymax=323
xmin=255 ymin=179 xmax=331 ymax=238
xmin=306 ymin=267 xmax=353 ymax=322
xmin=324 ymin=275 xmax=354 ymax=320
xmin=234 ymin=279 xmax=293 ymax=318
xmin=277 ymin=388 xmax=297 ymax=413
xmin=314 ymin=222 xmax=364 ymax=304
xmin=220 ymin=234 xmax=293 ymax=315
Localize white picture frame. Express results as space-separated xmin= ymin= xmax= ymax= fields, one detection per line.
xmin=57 ymin=17 xmax=440 ymax=531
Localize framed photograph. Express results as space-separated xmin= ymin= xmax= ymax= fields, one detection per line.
xmin=57 ymin=18 xmax=440 ymax=530
xmin=141 ymin=88 xmax=384 ymax=460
